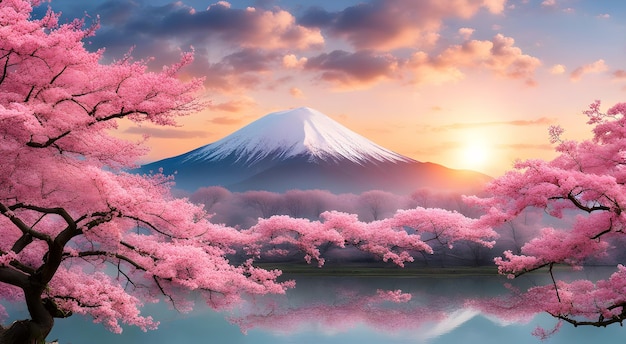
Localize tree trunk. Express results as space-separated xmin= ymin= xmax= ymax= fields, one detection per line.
xmin=0 ymin=289 xmax=54 ymax=344
xmin=0 ymin=318 xmax=52 ymax=344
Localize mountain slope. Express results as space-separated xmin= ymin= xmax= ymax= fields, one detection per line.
xmin=138 ymin=107 xmax=490 ymax=193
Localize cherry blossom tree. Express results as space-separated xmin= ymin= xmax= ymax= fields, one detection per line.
xmin=189 ymin=186 xmax=232 ymax=212
xmin=466 ymin=100 xmax=626 ymax=330
xmin=356 ymin=190 xmax=399 ymax=221
xmin=0 ymin=2 xmax=498 ymax=342
xmin=241 ymin=190 xmax=284 ymax=218
xmin=247 ymin=208 xmax=496 ymax=267
xmin=0 ymin=1 xmax=289 ymax=342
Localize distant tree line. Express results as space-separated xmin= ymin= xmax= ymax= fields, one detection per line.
xmin=184 ymin=186 xmax=626 ymax=267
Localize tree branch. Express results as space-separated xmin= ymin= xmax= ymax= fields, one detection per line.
xmin=566 ymin=192 xmax=610 ymax=213
xmin=71 ymin=251 xmax=146 ymax=271
xmin=0 ymin=202 xmax=53 ymax=244
xmin=549 ymin=263 xmax=561 ymax=302
xmin=26 ymin=130 xmax=71 ymax=149
xmin=49 ymin=65 xmax=67 ymax=85
xmin=0 ymin=266 xmax=29 ymax=289
xmin=0 ymin=49 xmax=12 ymax=85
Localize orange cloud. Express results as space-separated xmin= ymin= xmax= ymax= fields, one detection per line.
xmin=240 ymin=6 xmax=324 ymax=50
xmin=613 ymin=70 xmax=626 ymax=80
xmin=570 ymin=59 xmax=608 ymax=81
xmin=424 ymin=117 xmax=556 ymax=132
xmin=458 ymin=27 xmax=475 ymax=40
xmin=209 ymin=116 xmax=245 ymax=125
xmin=207 ymin=99 xmax=256 ymax=113
xmin=409 ymin=34 xmax=541 ymax=85
xmin=290 ymin=87 xmax=305 ymax=98
xmin=497 ymin=143 xmax=553 ymax=151
xmin=283 ymin=54 xmax=308 ymax=68
xmin=549 ymin=64 xmax=566 ymax=74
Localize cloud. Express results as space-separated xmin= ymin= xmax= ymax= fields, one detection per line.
xmin=596 ymin=13 xmax=610 ymax=19
xmin=497 ymin=143 xmax=553 ymax=151
xmin=570 ymin=59 xmax=608 ymax=81
xmin=423 ymin=117 xmax=555 ymax=132
xmin=549 ymin=64 xmax=566 ymax=74
xmin=220 ymin=48 xmax=278 ymax=72
xmin=87 ymin=1 xmax=323 ymax=60
xmin=94 ymin=0 xmax=140 ymax=25
xmin=290 ymin=87 xmax=305 ymax=98
xmin=208 ymin=116 xmax=245 ymax=125
xmin=75 ymin=1 xmax=328 ymax=94
xmin=158 ymin=1 xmax=324 ymax=50
xmin=66 ymin=1 xmax=537 ymax=93
xmin=458 ymin=28 xmax=475 ymax=40
xmin=283 ymin=54 xmax=308 ymax=68
xmin=301 ymin=34 xmax=539 ymax=89
xmin=613 ymin=70 xmax=626 ymax=80
xmin=412 ymin=137 xmax=554 ymax=157
xmin=298 ymin=0 xmax=506 ymax=51
xmin=124 ymin=127 xmax=209 ymax=139
xmin=304 ymin=50 xmax=400 ymax=89
xmin=408 ymin=34 xmax=541 ymax=85
xmin=207 ymin=99 xmax=256 ymax=113
xmin=190 ymin=49 xmax=280 ymax=92
xmin=411 ymin=141 xmax=464 ymax=155
xmin=541 ymin=0 xmax=557 ymax=8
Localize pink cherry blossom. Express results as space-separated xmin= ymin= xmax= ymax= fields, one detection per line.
xmin=468 ymin=100 xmax=626 ymax=333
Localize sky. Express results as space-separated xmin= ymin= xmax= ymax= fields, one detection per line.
xmin=39 ymin=0 xmax=626 ymax=177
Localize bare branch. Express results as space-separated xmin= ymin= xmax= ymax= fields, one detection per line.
xmin=549 ymin=263 xmax=561 ymax=302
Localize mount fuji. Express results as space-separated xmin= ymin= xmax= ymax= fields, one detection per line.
xmin=138 ymin=107 xmax=490 ymax=193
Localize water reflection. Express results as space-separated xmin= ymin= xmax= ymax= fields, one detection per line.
xmin=44 ymin=269 xmax=626 ymax=343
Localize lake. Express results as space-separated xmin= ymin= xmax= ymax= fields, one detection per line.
xmin=24 ymin=267 xmax=626 ymax=343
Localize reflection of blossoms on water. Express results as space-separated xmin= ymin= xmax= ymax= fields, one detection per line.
xmin=229 ymin=286 xmax=446 ymax=335
xmin=225 ymin=268 xmax=623 ymax=340
xmin=224 ymin=274 xmax=534 ymax=339
xmin=467 ymin=266 xmax=626 ymax=338
xmin=39 ymin=270 xmax=626 ymax=343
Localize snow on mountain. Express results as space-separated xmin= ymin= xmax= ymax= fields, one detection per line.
xmin=184 ymin=107 xmax=413 ymax=165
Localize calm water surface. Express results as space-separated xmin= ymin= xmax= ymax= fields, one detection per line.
xmin=31 ymin=268 xmax=626 ymax=343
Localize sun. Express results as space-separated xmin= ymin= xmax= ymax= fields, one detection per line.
xmin=461 ymin=141 xmax=490 ymax=170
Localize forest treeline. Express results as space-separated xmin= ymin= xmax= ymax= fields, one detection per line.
xmin=184 ymin=186 xmax=626 ymax=267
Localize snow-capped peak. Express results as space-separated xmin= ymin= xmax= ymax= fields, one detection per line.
xmin=185 ymin=107 xmax=413 ymax=165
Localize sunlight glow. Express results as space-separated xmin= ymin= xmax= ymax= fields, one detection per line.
xmin=460 ymin=141 xmax=490 ymax=170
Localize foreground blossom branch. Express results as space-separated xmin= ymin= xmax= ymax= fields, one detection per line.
xmin=465 ymin=100 xmax=626 ymax=331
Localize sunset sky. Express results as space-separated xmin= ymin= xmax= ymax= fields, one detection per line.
xmin=42 ymin=0 xmax=626 ymax=177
